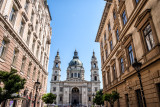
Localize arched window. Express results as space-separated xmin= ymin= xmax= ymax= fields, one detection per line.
xmin=71 ymin=73 xmax=73 ymax=78
xmin=55 ymin=63 xmax=58 ymax=68
xmin=94 ymin=76 xmax=97 ymax=81
xmin=93 ymin=63 xmax=96 ymax=68
xmin=54 ymin=76 xmax=57 ymax=81
xmin=74 ymin=73 xmax=77 ymax=77
xmin=78 ymin=73 xmax=80 ymax=78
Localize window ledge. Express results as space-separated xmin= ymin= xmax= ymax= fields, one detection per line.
xmin=0 ymin=58 xmax=5 ymax=63
xmin=11 ymin=65 xmax=16 ymax=69
xmin=20 ymin=71 xmax=24 ymax=75
xmin=27 ymin=76 xmax=30 ymax=79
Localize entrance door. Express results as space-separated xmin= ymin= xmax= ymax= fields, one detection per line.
xmin=72 ymin=87 xmax=79 ymax=106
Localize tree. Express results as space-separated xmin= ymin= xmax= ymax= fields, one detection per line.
xmin=42 ymin=93 xmax=56 ymax=107
xmin=0 ymin=68 xmax=26 ymax=105
xmin=93 ymin=89 xmax=104 ymax=106
xmin=103 ymin=91 xmax=120 ymax=107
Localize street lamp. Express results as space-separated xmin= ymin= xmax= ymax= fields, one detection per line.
xmin=34 ymin=79 xmax=41 ymax=107
xmin=132 ymin=58 xmax=147 ymax=107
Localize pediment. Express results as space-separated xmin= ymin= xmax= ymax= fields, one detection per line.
xmin=135 ymin=9 xmax=151 ymax=27
xmin=122 ymin=33 xmax=132 ymax=45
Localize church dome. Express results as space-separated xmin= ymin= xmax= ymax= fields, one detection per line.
xmin=69 ymin=59 xmax=82 ymax=66
xmin=69 ymin=50 xmax=83 ymax=66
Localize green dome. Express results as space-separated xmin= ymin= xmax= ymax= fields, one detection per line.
xmin=69 ymin=50 xmax=83 ymax=66
xmin=69 ymin=59 xmax=82 ymax=66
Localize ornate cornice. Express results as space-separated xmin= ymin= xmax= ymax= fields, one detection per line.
xmin=95 ymin=3 xmax=111 ymax=42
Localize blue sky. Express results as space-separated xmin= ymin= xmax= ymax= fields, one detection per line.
xmin=47 ymin=0 xmax=106 ymax=93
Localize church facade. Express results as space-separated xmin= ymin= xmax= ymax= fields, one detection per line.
xmin=50 ymin=50 xmax=100 ymax=106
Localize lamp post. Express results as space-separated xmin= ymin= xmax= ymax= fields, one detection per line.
xmin=132 ymin=58 xmax=147 ymax=107
xmin=34 ymin=79 xmax=41 ymax=107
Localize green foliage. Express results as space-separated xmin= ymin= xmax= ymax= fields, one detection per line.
xmin=0 ymin=69 xmax=26 ymax=104
xmin=103 ymin=91 xmax=120 ymax=107
xmin=93 ymin=89 xmax=104 ymax=105
xmin=42 ymin=93 xmax=56 ymax=104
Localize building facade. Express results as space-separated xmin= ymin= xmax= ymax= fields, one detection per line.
xmin=50 ymin=50 xmax=100 ymax=106
xmin=96 ymin=0 xmax=160 ymax=107
xmin=0 ymin=0 xmax=52 ymax=107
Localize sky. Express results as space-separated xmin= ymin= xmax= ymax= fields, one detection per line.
xmin=46 ymin=0 xmax=106 ymax=93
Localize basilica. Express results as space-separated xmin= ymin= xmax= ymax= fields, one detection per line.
xmin=50 ymin=50 xmax=100 ymax=106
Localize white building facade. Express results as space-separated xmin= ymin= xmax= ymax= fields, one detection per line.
xmin=50 ymin=50 xmax=100 ymax=106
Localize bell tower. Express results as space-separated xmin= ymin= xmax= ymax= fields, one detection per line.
xmin=51 ymin=51 xmax=61 ymax=82
xmin=90 ymin=51 xmax=100 ymax=82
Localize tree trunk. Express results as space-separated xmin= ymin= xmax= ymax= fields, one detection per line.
xmin=111 ymin=104 xmax=114 ymax=107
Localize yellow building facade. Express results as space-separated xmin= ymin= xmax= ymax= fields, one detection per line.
xmin=96 ymin=0 xmax=160 ymax=107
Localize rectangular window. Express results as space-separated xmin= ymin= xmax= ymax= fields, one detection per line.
xmin=113 ymin=10 xmax=116 ymax=20
xmin=143 ymin=24 xmax=155 ymax=51
xmin=105 ymin=49 xmax=108 ymax=58
xmin=128 ymin=45 xmax=134 ymax=65
xmin=122 ymin=10 xmax=127 ymax=25
xmin=35 ymin=21 xmax=38 ymax=32
xmin=24 ymin=0 xmax=29 ymax=13
xmin=53 ymin=87 xmax=56 ymax=91
xmin=9 ymin=7 xmax=17 ymax=25
xmin=0 ymin=40 xmax=6 ymax=58
xmin=125 ymin=94 xmax=130 ymax=107
xmin=88 ymin=97 xmax=91 ymax=101
xmin=30 ymin=11 xmax=34 ymax=23
xmin=32 ymin=67 xmax=36 ymax=80
xmin=36 ymin=45 xmax=39 ymax=58
xmin=116 ymin=29 xmax=119 ymax=40
xmin=19 ymin=20 xmax=25 ymax=36
xmin=95 ymin=87 xmax=98 ymax=92
xmin=37 ymin=71 xmax=40 ymax=79
xmin=104 ymin=33 xmax=106 ymax=42
xmin=20 ymin=57 xmax=26 ymax=72
xmin=107 ymin=71 xmax=111 ymax=84
xmin=110 ymin=40 xmax=113 ymax=51
xmin=156 ymin=83 xmax=160 ymax=100
xmin=136 ymin=89 xmax=143 ymax=107
xmin=102 ymin=56 xmax=104 ymax=64
xmin=112 ymin=64 xmax=117 ymax=80
xmin=120 ymin=58 xmax=124 ymax=73
xmin=78 ymin=73 xmax=80 ymax=78
xmin=74 ymin=73 xmax=77 ymax=77
xmin=101 ymin=41 xmax=103 ymax=49
xmin=12 ymin=49 xmax=18 ymax=66
xmin=60 ymin=87 xmax=63 ymax=92
xmin=26 ymin=32 xmax=30 ymax=45
xmin=60 ymin=96 xmax=63 ymax=101
xmin=27 ymin=63 xmax=32 ymax=77
xmin=88 ymin=88 xmax=91 ymax=92
xmin=71 ymin=73 xmax=73 ymax=78
xmin=135 ymin=0 xmax=139 ymax=4
xmin=0 ymin=0 xmax=4 ymax=9
xmin=108 ymin=23 xmax=111 ymax=31
xmin=32 ymin=39 xmax=35 ymax=53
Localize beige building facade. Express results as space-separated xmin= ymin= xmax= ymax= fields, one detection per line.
xmin=0 ymin=0 xmax=52 ymax=107
xmin=96 ymin=0 xmax=160 ymax=107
